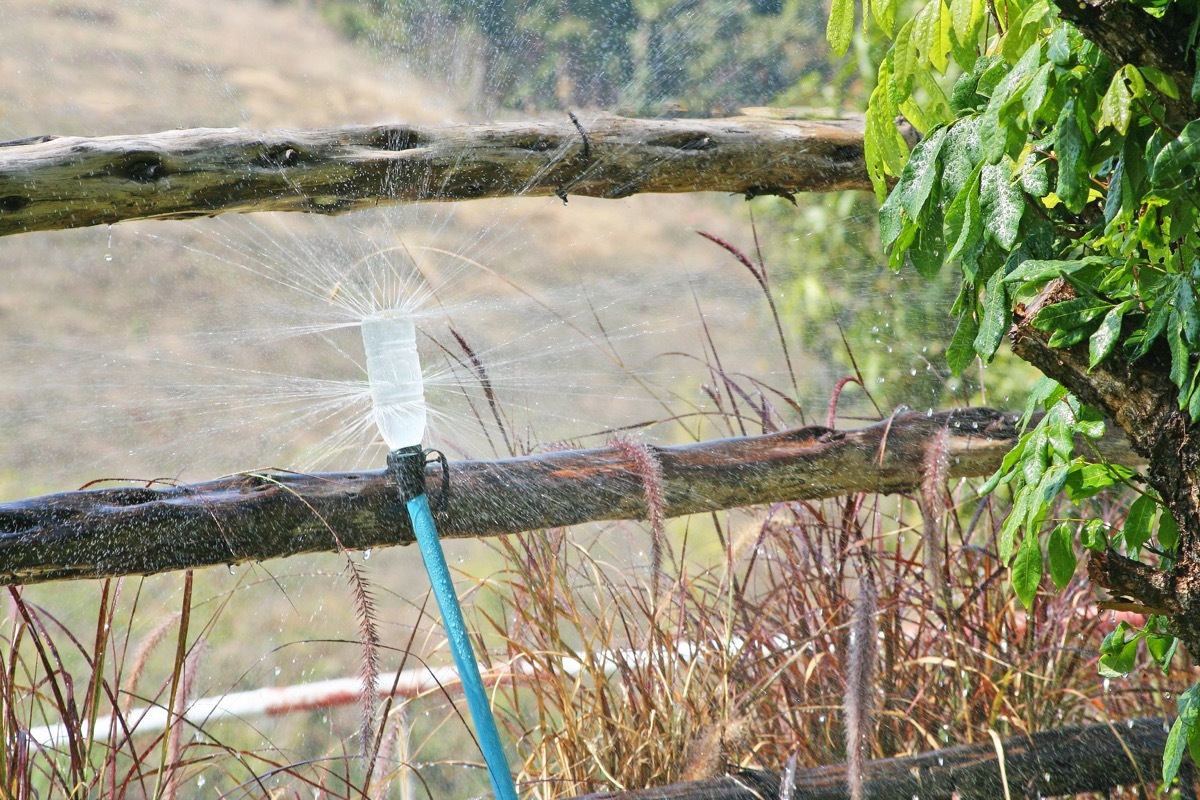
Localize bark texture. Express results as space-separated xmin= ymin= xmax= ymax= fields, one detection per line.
xmin=0 ymin=115 xmax=868 ymax=237
xmin=572 ymin=717 xmax=1173 ymax=800
xmin=1050 ymin=0 xmax=1198 ymax=121
xmin=0 ymin=408 xmax=1136 ymax=585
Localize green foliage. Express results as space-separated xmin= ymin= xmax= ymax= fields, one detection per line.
xmin=844 ymin=0 xmax=1200 ymax=782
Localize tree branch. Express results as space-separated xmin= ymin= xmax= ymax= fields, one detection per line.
xmin=1050 ymin=0 xmax=1198 ymax=121
xmin=0 ymin=115 xmax=868 ymax=238
xmin=0 ymin=408 xmax=1136 ymax=585
xmin=572 ymin=717 xmax=1171 ymax=800
xmin=1011 ymin=281 xmax=1200 ymax=652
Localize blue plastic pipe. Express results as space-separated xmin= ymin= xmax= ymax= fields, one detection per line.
xmin=406 ymin=491 xmax=519 ymax=800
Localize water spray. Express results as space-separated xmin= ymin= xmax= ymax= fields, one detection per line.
xmin=363 ymin=310 xmax=519 ymax=800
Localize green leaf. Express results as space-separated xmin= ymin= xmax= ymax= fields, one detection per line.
xmin=973 ymin=267 xmax=1009 ymax=361
xmin=912 ymin=0 xmax=952 ymax=74
xmin=1164 ymin=684 xmax=1200 ymax=785
xmin=1089 ymin=302 xmax=1128 ymax=369
xmin=1047 ymin=23 xmax=1071 ymax=66
xmin=899 ymin=126 xmax=949 ymax=220
xmin=950 ymin=0 xmax=982 ymax=43
xmin=827 ymin=0 xmax=855 ymax=56
xmin=1169 ymin=307 xmax=1189 ymax=392
xmin=1080 ymin=519 xmax=1108 ymax=552
xmin=1064 ymin=462 xmax=1123 ymax=500
xmin=1047 ymin=523 xmax=1076 ymax=590
xmin=892 ymin=18 xmax=919 ymax=95
xmin=1098 ymin=624 xmax=1140 ymax=677
xmin=1011 ymin=532 xmax=1043 ymax=609
xmin=1152 ymin=119 xmax=1200 ymax=185
xmin=909 ymin=217 xmax=945 ymax=277
xmin=1097 ymin=67 xmax=1134 ymax=135
xmin=1139 ymin=66 xmax=1178 ymax=100
xmin=1004 ymin=257 xmax=1111 ymax=285
xmin=1178 ymin=277 xmax=1200 ymax=346
xmin=1022 ymin=62 xmax=1053 ymax=120
xmin=1123 ymin=494 xmax=1158 ymax=552
xmin=944 ymin=164 xmax=983 ymax=262
xmin=1160 ymin=510 xmax=1180 ymax=551
xmin=1147 ymin=633 xmax=1178 ymax=673
xmin=879 ymin=188 xmax=905 ymax=248
xmin=946 ymin=311 xmax=980 ymax=376
xmin=872 ymin=0 xmax=898 ymax=35
xmin=1032 ymin=297 xmax=1111 ymax=333
xmin=1055 ymin=100 xmax=1089 ymax=213
xmin=998 ymin=490 xmax=1028 ymax=561
xmin=980 ymin=163 xmax=1023 ymax=249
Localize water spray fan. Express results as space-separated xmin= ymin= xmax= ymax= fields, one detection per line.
xmin=363 ymin=310 xmax=519 ymax=800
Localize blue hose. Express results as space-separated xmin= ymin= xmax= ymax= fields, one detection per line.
xmin=406 ymin=491 xmax=519 ymax=800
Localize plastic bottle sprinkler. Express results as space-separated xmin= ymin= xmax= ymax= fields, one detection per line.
xmin=362 ymin=311 xmax=519 ymax=800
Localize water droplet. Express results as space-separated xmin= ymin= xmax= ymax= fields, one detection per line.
xmin=363 ymin=548 xmax=372 ymax=560
xmin=227 ymin=564 xmax=237 ymax=575
xmin=274 ymin=666 xmax=282 ymax=677
xmin=103 ymin=253 xmax=113 ymax=262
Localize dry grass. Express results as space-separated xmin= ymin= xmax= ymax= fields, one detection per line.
xmin=473 ymin=481 xmax=1186 ymax=799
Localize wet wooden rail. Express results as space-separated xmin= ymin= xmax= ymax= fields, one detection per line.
xmin=573 ymin=717 xmax=1182 ymax=800
xmin=0 ymin=114 xmax=868 ymax=237
xmin=0 ymin=408 xmax=1136 ymax=585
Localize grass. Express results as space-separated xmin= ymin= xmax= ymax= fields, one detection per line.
xmin=0 ymin=235 xmax=1187 ymax=800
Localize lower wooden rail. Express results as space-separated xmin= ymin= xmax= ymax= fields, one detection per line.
xmin=573 ymin=718 xmax=1181 ymax=800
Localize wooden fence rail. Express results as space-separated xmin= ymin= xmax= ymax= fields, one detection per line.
xmin=0 ymin=114 xmax=868 ymax=237
xmin=0 ymin=408 xmax=1136 ymax=585
xmin=573 ymin=717 xmax=1180 ymax=800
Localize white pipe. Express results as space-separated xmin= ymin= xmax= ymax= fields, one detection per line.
xmin=27 ymin=638 xmax=793 ymax=749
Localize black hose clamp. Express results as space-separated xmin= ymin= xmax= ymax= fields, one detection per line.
xmin=387 ymin=444 xmax=450 ymax=513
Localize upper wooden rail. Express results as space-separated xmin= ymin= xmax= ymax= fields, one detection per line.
xmin=0 ymin=408 xmax=1135 ymax=585
xmin=0 ymin=115 xmax=868 ymax=237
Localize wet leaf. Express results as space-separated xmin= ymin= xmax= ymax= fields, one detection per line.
xmin=1089 ymin=302 xmax=1128 ymax=369
xmin=980 ymin=163 xmax=1023 ymax=249
xmin=827 ymin=0 xmax=855 ymax=56
xmin=944 ymin=164 xmax=983 ymax=262
xmin=899 ymin=125 xmax=949 ymax=220
xmin=973 ymin=267 xmax=1009 ymax=360
xmin=950 ymin=0 xmax=982 ymax=43
xmin=946 ymin=310 xmax=980 ymax=376
xmin=1164 ymin=684 xmax=1200 ymax=785
xmin=1055 ymin=100 xmax=1088 ymax=213
xmin=1065 ymin=462 xmax=1122 ymax=500
xmin=1032 ymin=297 xmax=1111 ymax=333
xmin=1153 ymin=119 xmax=1200 ymax=185
xmin=872 ymin=0 xmax=898 ymax=35
xmin=1098 ymin=67 xmax=1134 ymax=135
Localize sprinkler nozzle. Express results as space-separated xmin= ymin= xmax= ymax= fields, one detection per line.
xmin=362 ymin=311 xmax=427 ymax=450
